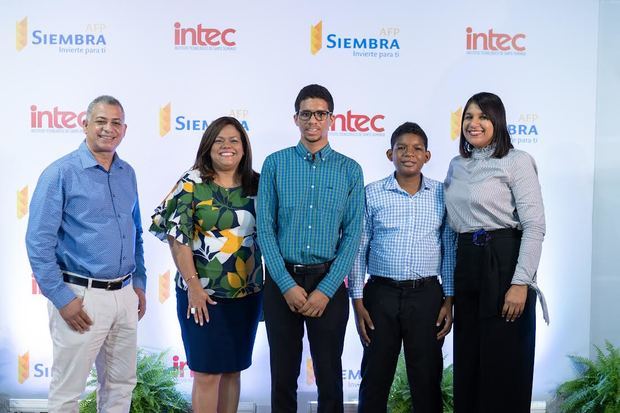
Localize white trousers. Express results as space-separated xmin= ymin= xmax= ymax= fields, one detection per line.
xmin=47 ymin=282 xmax=138 ymax=413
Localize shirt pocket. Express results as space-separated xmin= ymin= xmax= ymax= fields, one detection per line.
xmin=317 ymin=179 xmax=348 ymax=213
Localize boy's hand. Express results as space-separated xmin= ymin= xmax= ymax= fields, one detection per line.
xmin=353 ymin=299 xmax=374 ymax=346
xmin=283 ymin=285 xmax=308 ymax=312
xmin=436 ymin=296 xmax=453 ymax=339
xmin=300 ymin=290 xmax=329 ymax=317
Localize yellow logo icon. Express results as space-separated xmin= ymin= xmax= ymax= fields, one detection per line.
xmin=310 ymin=21 xmax=322 ymax=55
xmin=450 ymin=107 xmax=462 ymax=141
xmin=306 ymin=357 xmax=315 ymax=384
xmin=18 ymin=352 xmax=29 ymax=384
xmin=159 ymin=103 xmax=171 ymax=137
xmin=16 ymin=17 xmax=28 ymax=51
xmin=17 ymin=186 xmax=28 ymax=219
xmin=159 ymin=270 xmax=170 ymax=303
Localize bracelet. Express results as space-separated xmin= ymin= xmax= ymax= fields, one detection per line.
xmin=185 ymin=273 xmax=198 ymax=283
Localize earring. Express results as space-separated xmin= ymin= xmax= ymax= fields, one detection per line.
xmin=464 ymin=141 xmax=473 ymax=153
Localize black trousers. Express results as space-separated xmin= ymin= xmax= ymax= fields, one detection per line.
xmin=357 ymin=277 xmax=445 ymax=413
xmin=264 ymin=269 xmax=349 ymax=413
xmin=453 ymin=229 xmax=536 ymax=413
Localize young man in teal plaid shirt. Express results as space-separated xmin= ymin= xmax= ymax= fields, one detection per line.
xmin=257 ymin=84 xmax=364 ymax=413
xmin=349 ymin=122 xmax=456 ymax=413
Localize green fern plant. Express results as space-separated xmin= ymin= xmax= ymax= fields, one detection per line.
xmin=387 ymin=352 xmax=454 ymax=413
xmin=80 ymin=349 xmax=191 ymax=413
xmin=556 ymin=340 xmax=620 ymax=413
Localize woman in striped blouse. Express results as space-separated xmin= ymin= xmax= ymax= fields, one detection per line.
xmin=444 ymin=92 xmax=547 ymax=413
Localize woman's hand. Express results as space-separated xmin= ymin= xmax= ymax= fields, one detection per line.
xmin=502 ymin=284 xmax=528 ymax=322
xmin=186 ymin=280 xmax=217 ymax=326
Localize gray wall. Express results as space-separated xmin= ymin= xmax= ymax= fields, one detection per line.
xmin=591 ymin=0 xmax=620 ymax=355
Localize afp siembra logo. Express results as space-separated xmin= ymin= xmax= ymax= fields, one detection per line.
xmin=16 ymin=17 xmax=107 ymax=55
xmin=310 ymin=20 xmax=401 ymax=59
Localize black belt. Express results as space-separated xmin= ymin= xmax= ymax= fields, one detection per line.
xmin=458 ymin=228 xmax=522 ymax=247
xmin=63 ymin=273 xmax=132 ymax=290
xmin=369 ymin=276 xmax=438 ymax=289
xmin=285 ymin=261 xmax=333 ymax=276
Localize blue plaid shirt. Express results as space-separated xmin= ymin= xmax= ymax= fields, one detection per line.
xmin=257 ymin=142 xmax=364 ymax=298
xmin=349 ymin=173 xmax=456 ymax=299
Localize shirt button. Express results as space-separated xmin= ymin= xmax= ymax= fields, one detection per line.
xmin=309 ymin=205 xmax=313 ymax=209
xmin=306 ymin=245 xmax=310 ymax=249
xmin=117 ymin=214 xmax=121 ymax=218
xmin=122 ymin=256 xmax=127 ymax=260
xmin=311 ymin=185 xmax=315 ymax=189
xmin=308 ymin=225 xmax=312 ymax=229
xmin=312 ymin=166 xmax=316 ymax=169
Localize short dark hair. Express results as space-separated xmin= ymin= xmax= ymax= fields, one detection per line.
xmin=86 ymin=95 xmax=125 ymax=121
xmin=193 ymin=116 xmax=259 ymax=196
xmin=459 ymin=92 xmax=513 ymax=158
xmin=390 ymin=122 xmax=428 ymax=150
xmin=294 ymin=84 xmax=334 ymax=113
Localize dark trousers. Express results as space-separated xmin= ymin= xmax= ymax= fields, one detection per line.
xmin=453 ymin=230 xmax=536 ymax=413
xmin=264 ymin=269 xmax=349 ymax=413
xmin=358 ymin=277 xmax=444 ymax=413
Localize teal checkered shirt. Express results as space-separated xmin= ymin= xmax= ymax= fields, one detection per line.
xmin=257 ymin=141 xmax=364 ymax=298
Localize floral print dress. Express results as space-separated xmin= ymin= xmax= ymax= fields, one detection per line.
xmin=150 ymin=169 xmax=263 ymax=299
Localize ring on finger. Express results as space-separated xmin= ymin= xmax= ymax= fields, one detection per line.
xmin=190 ymin=307 xmax=197 ymax=315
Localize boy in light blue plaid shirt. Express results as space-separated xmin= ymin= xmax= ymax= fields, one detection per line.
xmin=349 ymin=122 xmax=456 ymax=413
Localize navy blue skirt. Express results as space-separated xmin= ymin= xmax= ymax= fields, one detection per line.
xmin=176 ymin=287 xmax=263 ymax=374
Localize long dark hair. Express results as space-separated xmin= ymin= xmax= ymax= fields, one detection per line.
xmin=459 ymin=92 xmax=513 ymax=158
xmin=193 ymin=116 xmax=259 ymax=196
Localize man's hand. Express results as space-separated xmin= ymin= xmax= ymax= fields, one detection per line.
xmin=300 ymin=290 xmax=330 ymax=317
xmin=59 ymin=297 xmax=93 ymax=333
xmin=283 ymin=285 xmax=308 ymax=312
xmin=134 ymin=287 xmax=146 ymax=320
xmin=502 ymin=284 xmax=528 ymax=322
xmin=353 ymin=299 xmax=374 ymax=346
xmin=436 ymin=296 xmax=453 ymax=339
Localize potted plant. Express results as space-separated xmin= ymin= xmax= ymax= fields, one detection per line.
xmin=387 ymin=352 xmax=454 ymax=413
xmin=555 ymin=340 xmax=620 ymax=413
xmin=80 ymin=349 xmax=191 ymax=413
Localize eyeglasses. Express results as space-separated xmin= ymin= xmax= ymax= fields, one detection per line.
xmin=296 ymin=110 xmax=332 ymax=121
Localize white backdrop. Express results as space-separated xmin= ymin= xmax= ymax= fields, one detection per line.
xmin=0 ymin=0 xmax=599 ymax=408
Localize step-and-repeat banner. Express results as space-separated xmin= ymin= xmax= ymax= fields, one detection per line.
xmin=1 ymin=0 xmax=598 ymax=406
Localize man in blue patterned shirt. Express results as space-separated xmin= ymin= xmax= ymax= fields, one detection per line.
xmin=349 ymin=122 xmax=456 ymax=413
xmin=26 ymin=95 xmax=146 ymax=413
xmin=257 ymin=84 xmax=364 ymax=413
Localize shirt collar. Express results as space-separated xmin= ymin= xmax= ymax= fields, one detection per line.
xmin=295 ymin=141 xmax=333 ymax=162
xmin=384 ymin=172 xmax=430 ymax=194
xmin=78 ymin=140 xmax=123 ymax=170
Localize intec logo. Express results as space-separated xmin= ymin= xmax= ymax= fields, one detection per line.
xmin=174 ymin=22 xmax=236 ymax=50
xmin=30 ymin=105 xmax=86 ymax=133
xmin=465 ymin=27 xmax=526 ymax=55
xmin=32 ymin=274 xmax=42 ymax=295
xmin=18 ymin=352 xmax=29 ymax=384
xmin=330 ymin=110 xmax=385 ymax=136
xmin=310 ymin=20 xmax=400 ymax=59
xmin=172 ymin=355 xmax=194 ymax=379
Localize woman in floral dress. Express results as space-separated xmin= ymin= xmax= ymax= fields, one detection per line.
xmin=150 ymin=116 xmax=262 ymax=413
